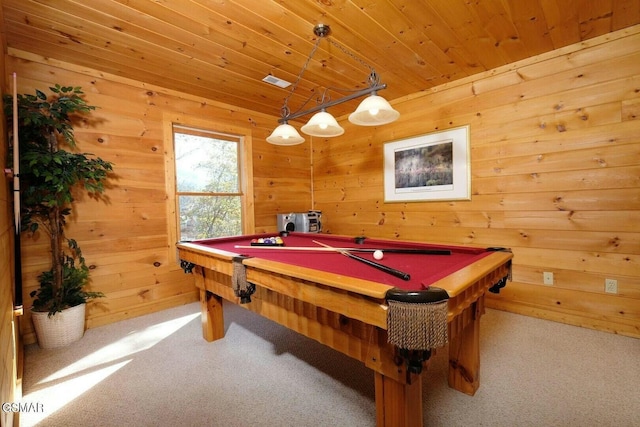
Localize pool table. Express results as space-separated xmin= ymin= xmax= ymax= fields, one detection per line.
xmin=176 ymin=233 xmax=512 ymax=427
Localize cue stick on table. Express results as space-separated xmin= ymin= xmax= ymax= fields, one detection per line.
xmin=234 ymin=245 xmax=451 ymax=255
xmin=312 ymin=240 xmax=411 ymax=281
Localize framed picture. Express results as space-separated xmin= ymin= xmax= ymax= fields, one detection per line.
xmin=383 ymin=125 xmax=470 ymax=202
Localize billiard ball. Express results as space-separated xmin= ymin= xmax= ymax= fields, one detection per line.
xmin=373 ymin=250 xmax=384 ymax=260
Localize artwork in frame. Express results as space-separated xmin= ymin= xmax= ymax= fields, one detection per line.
xmin=383 ymin=125 xmax=470 ymax=202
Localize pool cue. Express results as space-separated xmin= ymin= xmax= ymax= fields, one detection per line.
xmin=12 ymin=73 xmax=23 ymax=311
xmin=234 ymin=245 xmax=451 ymax=255
xmin=312 ymin=240 xmax=411 ymax=281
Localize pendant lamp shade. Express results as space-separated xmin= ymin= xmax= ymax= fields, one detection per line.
xmin=300 ymin=111 xmax=345 ymax=137
xmin=266 ymin=123 xmax=305 ymax=145
xmin=348 ymin=95 xmax=400 ymax=126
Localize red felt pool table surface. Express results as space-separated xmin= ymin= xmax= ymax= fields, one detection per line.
xmin=182 ymin=232 xmax=495 ymax=294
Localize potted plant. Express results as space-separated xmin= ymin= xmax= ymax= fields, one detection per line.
xmin=4 ymin=84 xmax=113 ymax=348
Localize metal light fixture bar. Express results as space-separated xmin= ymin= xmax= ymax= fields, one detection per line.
xmin=277 ymin=83 xmax=387 ymax=123
xmin=266 ymin=24 xmax=399 ymax=145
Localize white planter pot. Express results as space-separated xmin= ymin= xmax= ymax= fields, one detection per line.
xmin=31 ymin=303 xmax=86 ymax=349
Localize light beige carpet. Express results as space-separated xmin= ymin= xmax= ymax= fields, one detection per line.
xmin=20 ymin=302 xmax=640 ymax=426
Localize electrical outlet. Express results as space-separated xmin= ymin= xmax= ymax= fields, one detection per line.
xmin=605 ymin=278 xmax=617 ymax=294
xmin=543 ymin=272 xmax=554 ymax=285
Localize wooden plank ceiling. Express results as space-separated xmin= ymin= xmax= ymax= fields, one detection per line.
xmin=2 ymin=0 xmax=639 ymax=120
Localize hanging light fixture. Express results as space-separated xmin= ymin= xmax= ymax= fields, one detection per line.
xmin=266 ymin=24 xmax=399 ymax=146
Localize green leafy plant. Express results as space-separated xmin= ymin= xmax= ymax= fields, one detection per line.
xmin=4 ymin=85 xmax=113 ymax=316
xmin=31 ymin=239 xmax=104 ymax=314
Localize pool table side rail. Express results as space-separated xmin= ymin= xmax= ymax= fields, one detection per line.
xmin=243 ymin=257 xmax=392 ymax=298
xmin=430 ymin=251 xmax=513 ymax=298
xmin=176 ymin=241 xmax=243 ymax=275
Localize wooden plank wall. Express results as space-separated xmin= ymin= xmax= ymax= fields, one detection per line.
xmin=313 ymin=27 xmax=640 ymax=338
xmin=7 ymin=52 xmax=311 ymax=344
xmin=1 ymin=12 xmax=20 ymax=424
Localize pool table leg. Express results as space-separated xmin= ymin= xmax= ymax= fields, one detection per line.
xmin=374 ymin=372 xmax=423 ymax=427
xmin=194 ymin=266 xmax=225 ymax=342
xmin=200 ymin=289 xmax=224 ymax=341
xmin=447 ymin=296 xmax=484 ymax=395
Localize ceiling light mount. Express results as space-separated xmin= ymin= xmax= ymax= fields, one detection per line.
xmin=266 ymin=24 xmax=399 ymax=145
xmin=313 ymin=23 xmax=331 ymax=38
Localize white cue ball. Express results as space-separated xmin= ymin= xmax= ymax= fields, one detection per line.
xmin=373 ymin=250 xmax=384 ymax=260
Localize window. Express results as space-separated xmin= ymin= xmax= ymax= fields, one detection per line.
xmin=173 ymin=125 xmax=244 ymax=241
